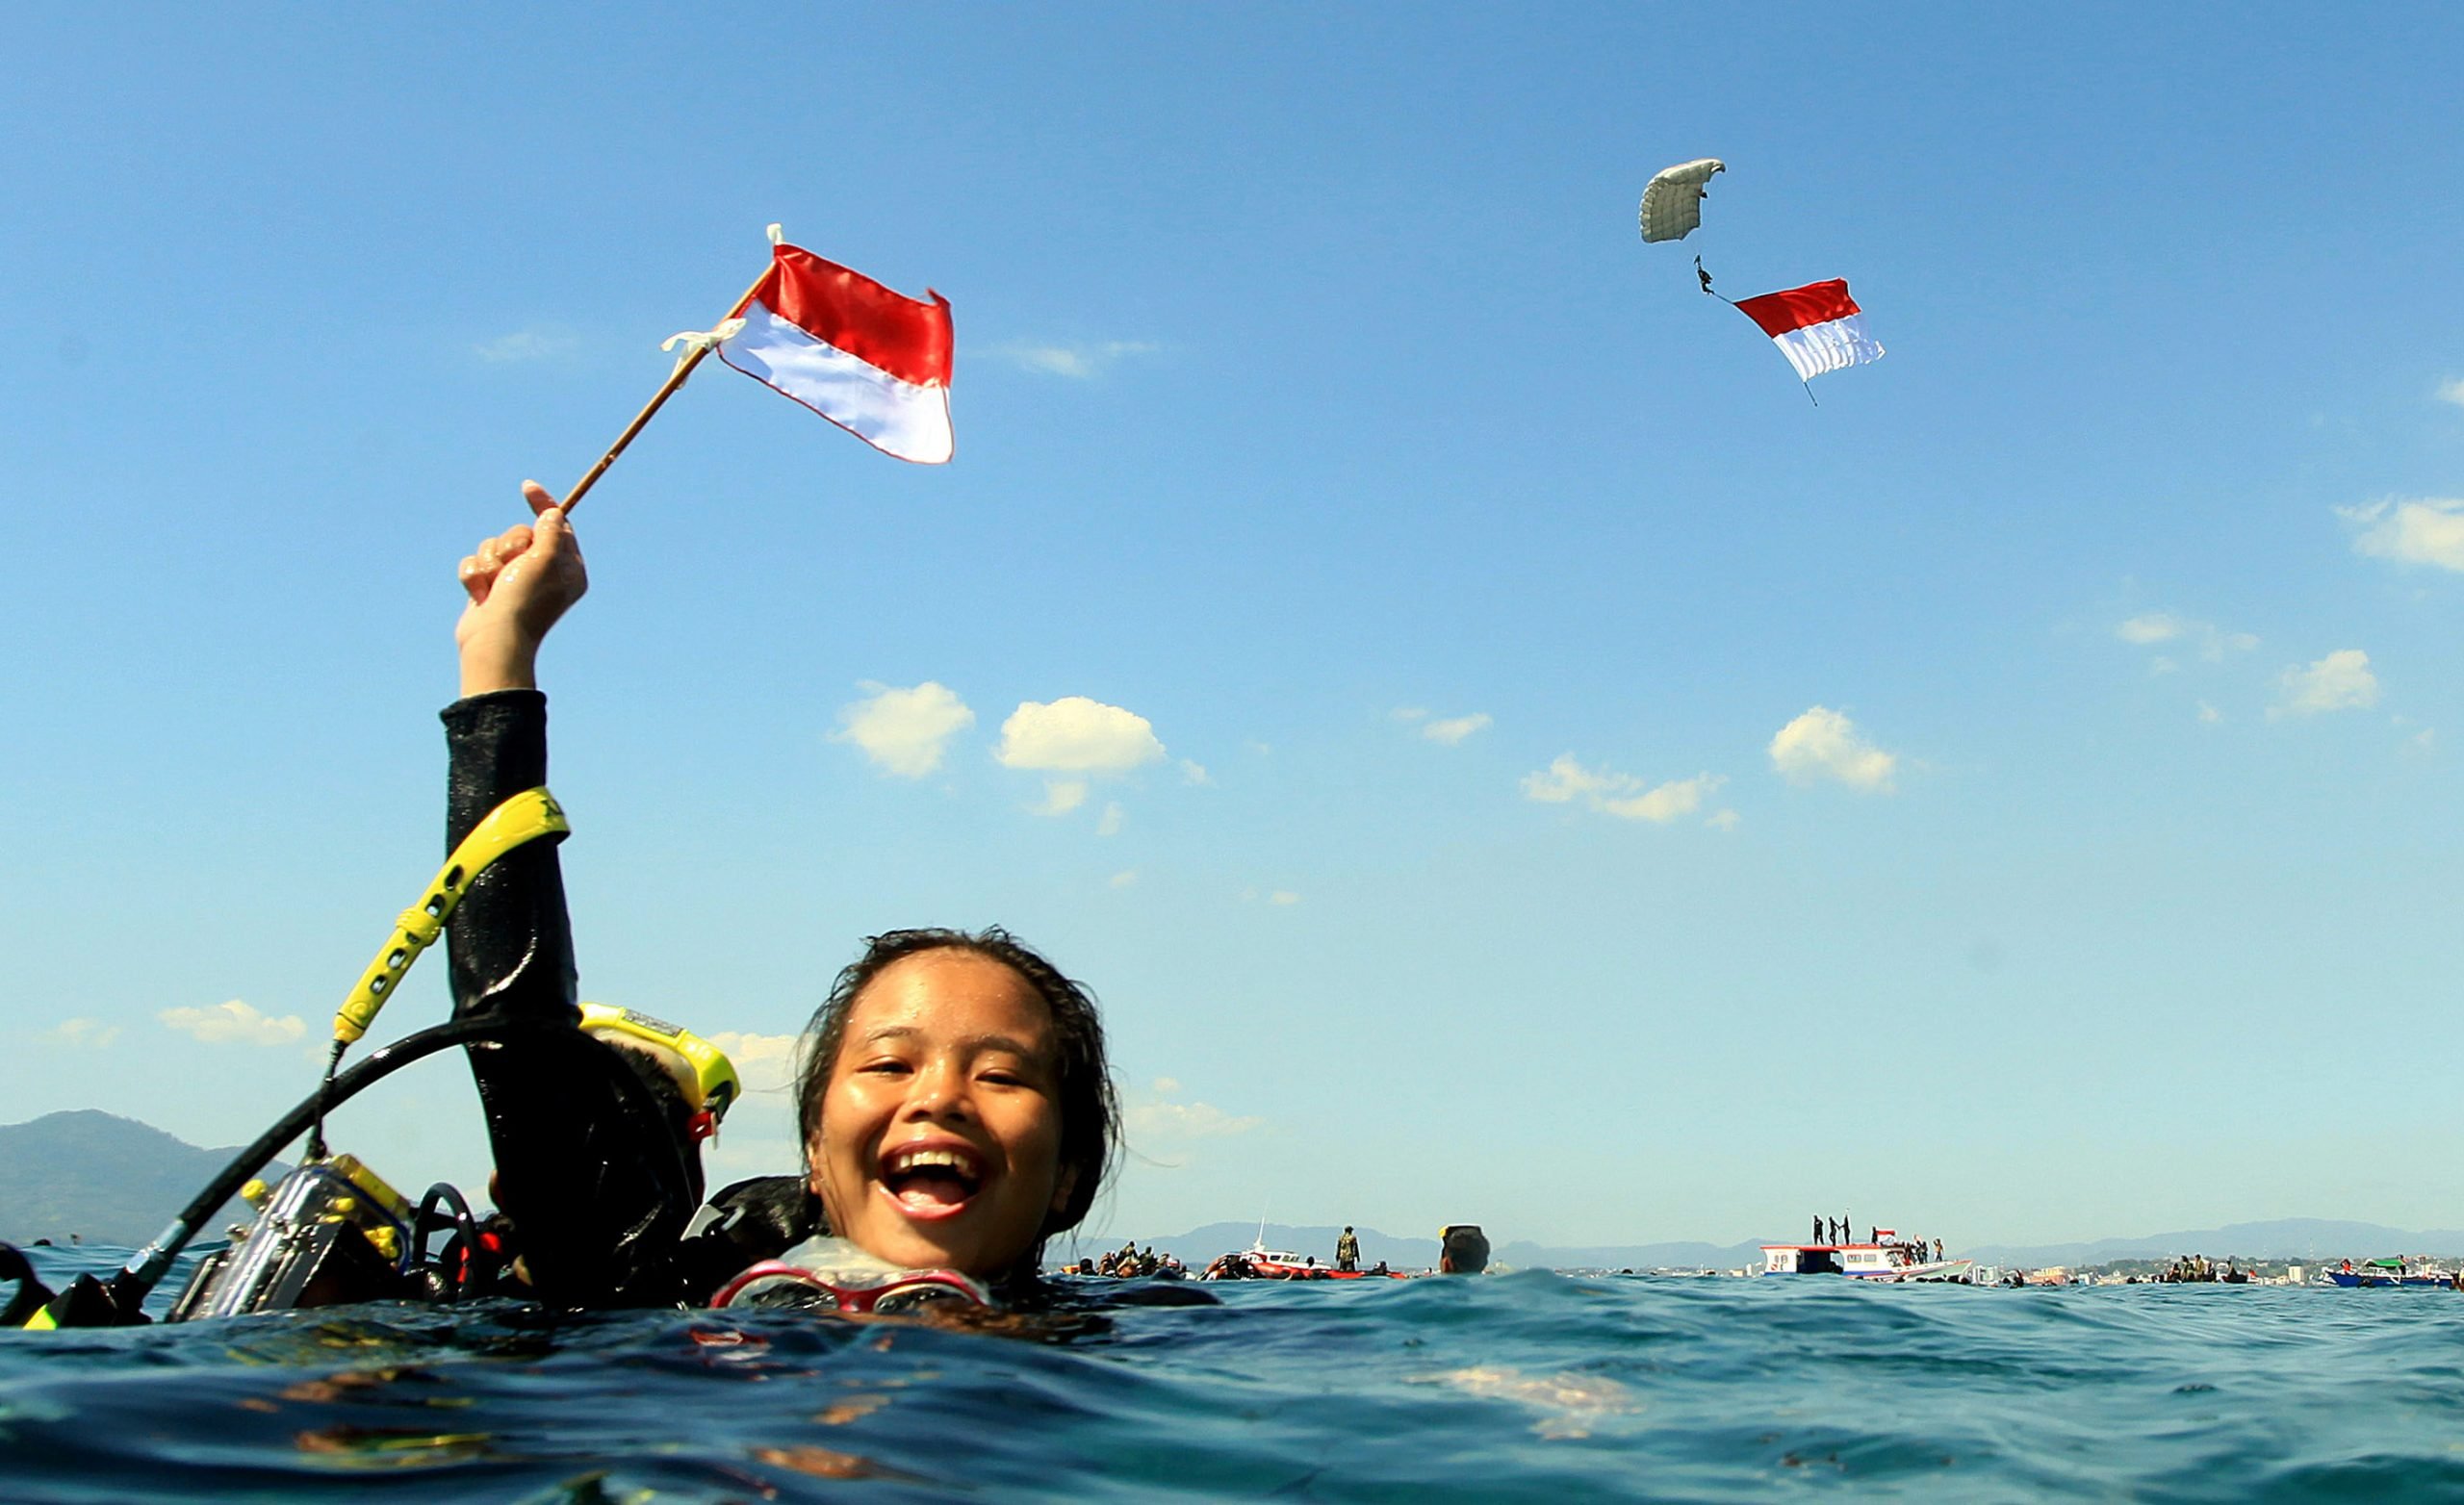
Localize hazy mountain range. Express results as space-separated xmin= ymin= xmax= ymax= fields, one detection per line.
xmin=6 ymin=1111 xmax=2456 ymax=1268
xmin=0 ymin=1110 xmax=283 ymax=1247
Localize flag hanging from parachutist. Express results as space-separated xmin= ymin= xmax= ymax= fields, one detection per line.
xmin=1731 ymin=278 xmax=1884 ymax=384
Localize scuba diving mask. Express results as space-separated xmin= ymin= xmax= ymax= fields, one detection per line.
xmin=708 ymin=1237 xmax=993 ymax=1315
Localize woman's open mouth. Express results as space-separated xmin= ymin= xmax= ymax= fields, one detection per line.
xmin=878 ymin=1142 xmax=986 ymax=1220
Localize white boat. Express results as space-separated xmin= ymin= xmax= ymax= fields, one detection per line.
xmin=1760 ymin=1228 xmax=1974 ymax=1283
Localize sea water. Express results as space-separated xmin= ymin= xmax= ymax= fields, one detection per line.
xmin=5 ymin=1244 xmax=2463 ymax=1501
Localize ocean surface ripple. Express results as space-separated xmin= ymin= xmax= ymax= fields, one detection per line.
xmin=6 ymin=1245 xmax=2463 ymax=1501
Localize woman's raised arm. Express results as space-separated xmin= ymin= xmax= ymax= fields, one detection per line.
xmin=441 ymin=482 xmax=701 ymax=1307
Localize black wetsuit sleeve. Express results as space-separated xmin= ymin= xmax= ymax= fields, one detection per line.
xmin=444 ymin=691 xmax=576 ymax=1022
xmin=442 ymin=690 xmax=700 ymax=1307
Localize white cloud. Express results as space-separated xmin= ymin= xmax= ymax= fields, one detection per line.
xmin=474 ymin=327 xmax=578 ymax=364
xmin=1268 ymin=890 xmax=1300 ymax=906
xmin=2197 ymin=701 xmax=2223 ymax=724
xmin=1179 ymin=759 xmax=1211 ymax=785
xmin=2270 ymin=650 xmax=2379 ymax=719
xmin=1397 ymin=706 xmax=1492 ymax=745
xmin=1521 ymin=754 xmax=1725 ymax=824
xmin=1520 ymin=753 xmax=1623 ymax=804
xmin=2343 ymin=497 xmax=2464 ymax=573
xmin=1095 ymin=802 xmax=1125 ymax=836
xmin=1706 ymin=808 xmax=1741 ymax=831
xmin=2437 ymin=378 xmax=2464 ymax=409
xmin=39 ymin=1018 xmax=119 ymax=1048
xmin=833 ymin=681 xmax=975 ymax=778
xmin=2116 ymin=613 xmax=2185 ymax=644
xmin=705 ymin=1031 xmax=804 ymax=1096
xmin=1126 ymin=1079 xmax=1262 ymax=1142
xmin=1422 ymin=712 xmax=1494 ymax=746
xmin=992 ymin=340 xmax=1158 ymax=378
xmin=1600 ymin=773 xmax=1725 ymax=824
xmin=1132 ymin=1100 xmax=1264 ymax=1138
xmin=1109 ymin=869 xmax=1139 ymax=888
xmin=1769 ymin=707 xmax=1897 ymax=792
xmin=2116 ymin=612 xmax=2258 ymax=662
xmin=159 ymin=1000 xmax=307 ymax=1047
xmin=997 ymin=697 xmax=1167 ymax=774
xmin=691 ymin=1031 xmax=808 ymax=1167
xmin=1034 ymin=779 xmax=1090 ymax=816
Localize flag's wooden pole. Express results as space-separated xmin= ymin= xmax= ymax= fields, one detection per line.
xmin=559 ymin=262 xmax=775 ymax=514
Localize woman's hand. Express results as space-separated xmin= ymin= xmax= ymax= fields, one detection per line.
xmin=456 ymin=480 xmax=589 ymax=696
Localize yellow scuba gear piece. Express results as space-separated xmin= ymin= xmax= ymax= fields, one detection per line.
xmin=578 ymin=1004 xmax=741 ymax=1136
xmin=334 ymin=787 xmax=569 ymax=1045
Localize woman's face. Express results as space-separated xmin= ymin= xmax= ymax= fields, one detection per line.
xmin=808 ymin=949 xmax=1072 ymax=1276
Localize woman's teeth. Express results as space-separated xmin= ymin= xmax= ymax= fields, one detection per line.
xmin=885 ymin=1147 xmax=980 ymax=1210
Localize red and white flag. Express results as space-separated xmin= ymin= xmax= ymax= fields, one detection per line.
xmin=716 ymin=242 xmax=954 ymax=464
xmin=1732 ymin=278 xmax=1884 ymax=383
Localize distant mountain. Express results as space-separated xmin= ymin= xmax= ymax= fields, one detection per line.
xmin=0 ymin=1110 xmax=283 ymax=1247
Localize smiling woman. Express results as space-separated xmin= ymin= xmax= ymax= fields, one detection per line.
xmin=441 ymin=483 xmax=1120 ymax=1309
xmin=797 ymin=932 xmax=1117 ymax=1281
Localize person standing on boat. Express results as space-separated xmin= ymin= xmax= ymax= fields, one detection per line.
xmin=1336 ymin=1227 xmax=1360 ymax=1272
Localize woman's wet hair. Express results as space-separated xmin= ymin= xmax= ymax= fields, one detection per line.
xmin=793 ymin=927 xmax=1119 ymax=1248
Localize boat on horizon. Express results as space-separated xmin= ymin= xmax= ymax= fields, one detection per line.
xmin=2323 ymin=1258 xmax=2458 ymax=1288
xmin=1760 ymin=1226 xmax=1975 ymax=1283
xmin=1199 ymin=1241 xmax=1411 ymax=1281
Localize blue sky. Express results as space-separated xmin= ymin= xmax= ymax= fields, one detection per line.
xmin=5 ymin=3 xmax=2461 ymax=1254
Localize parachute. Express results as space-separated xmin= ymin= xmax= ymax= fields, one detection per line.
xmin=1638 ymin=159 xmax=1725 ymax=243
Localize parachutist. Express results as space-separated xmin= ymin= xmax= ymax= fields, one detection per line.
xmin=1695 ymin=256 xmax=1714 ymax=295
